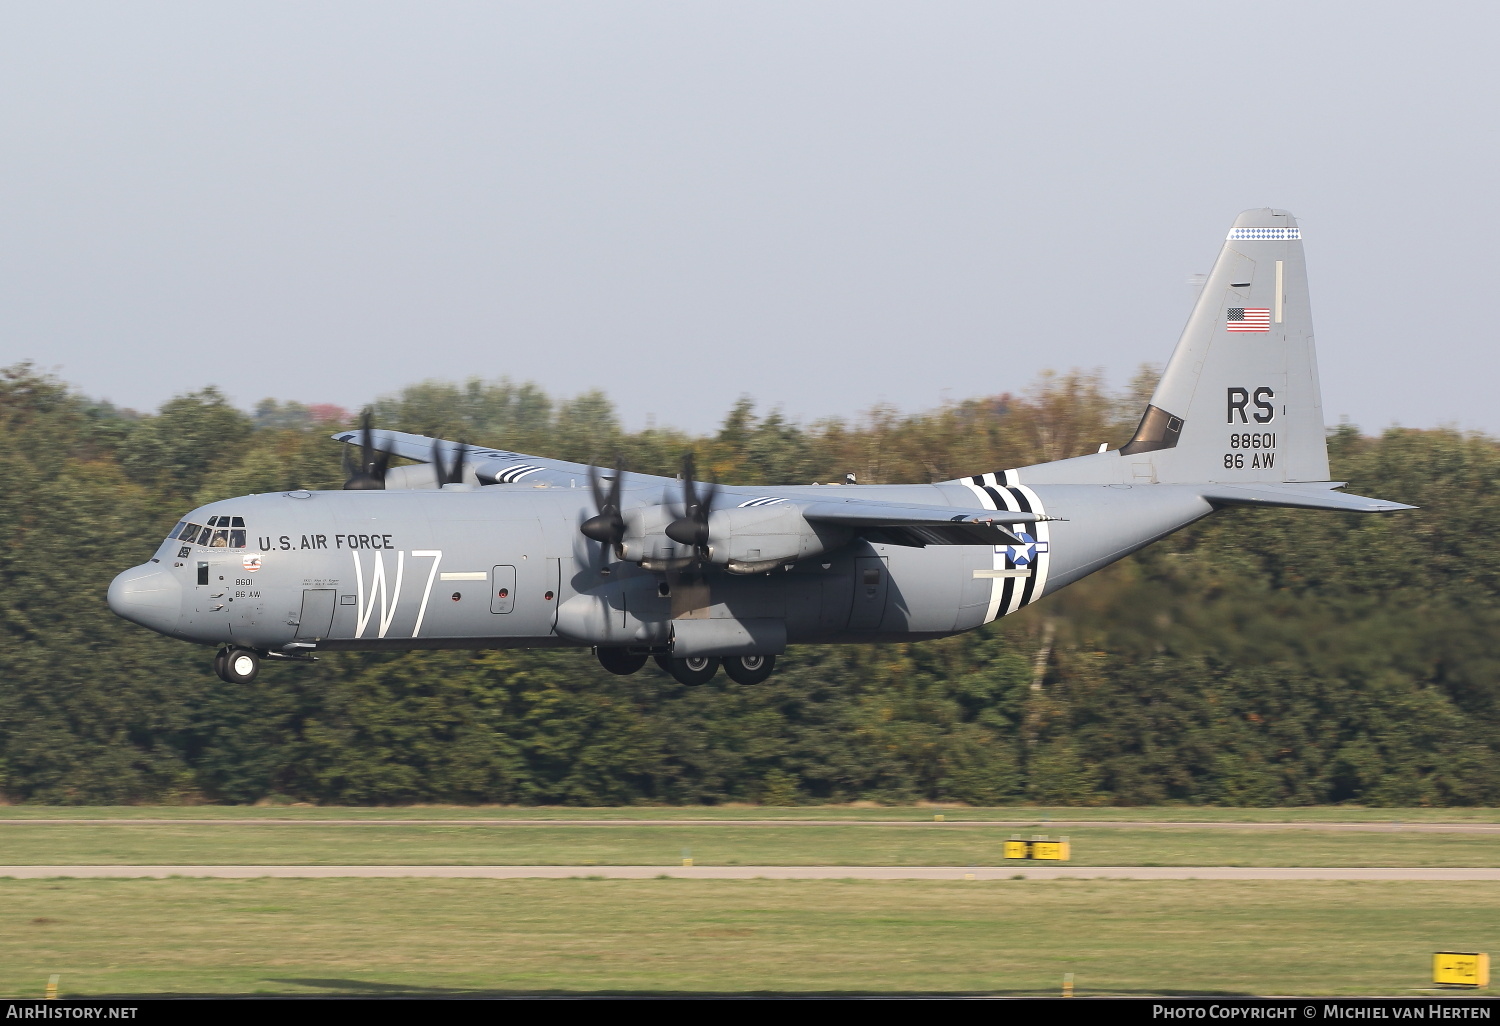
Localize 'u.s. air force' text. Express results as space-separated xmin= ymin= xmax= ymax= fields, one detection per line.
xmin=259 ymin=534 xmax=395 ymax=551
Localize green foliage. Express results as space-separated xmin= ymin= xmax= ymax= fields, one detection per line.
xmin=0 ymin=363 xmax=1496 ymax=806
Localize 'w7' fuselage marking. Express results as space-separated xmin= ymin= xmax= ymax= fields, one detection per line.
xmin=351 ymin=550 xmax=443 ymax=638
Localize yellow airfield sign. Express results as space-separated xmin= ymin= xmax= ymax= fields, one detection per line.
xmin=1433 ymin=951 xmax=1490 ymax=988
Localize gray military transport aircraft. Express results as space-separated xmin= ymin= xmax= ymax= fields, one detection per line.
xmin=110 ymin=209 xmax=1412 ymax=686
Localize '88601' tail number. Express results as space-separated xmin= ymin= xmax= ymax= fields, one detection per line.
xmin=1228 ymin=433 xmax=1276 ymax=450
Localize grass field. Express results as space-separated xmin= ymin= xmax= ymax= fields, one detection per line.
xmin=5 ymin=822 xmax=1500 ymax=867
xmin=1 ymin=877 xmax=1494 ymax=997
xmin=4 ymin=808 xmax=1497 ymax=997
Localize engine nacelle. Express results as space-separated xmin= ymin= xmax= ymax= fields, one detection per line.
xmin=615 ymin=503 xmax=851 ymax=572
xmin=382 ymin=463 xmax=480 ymax=489
xmin=617 ymin=505 xmax=697 ymax=570
xmin=702 ymin=505 xmax=851 ymax=573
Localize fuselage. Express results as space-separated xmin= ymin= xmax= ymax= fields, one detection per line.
xmin=107 ymin=481 xmax=1217 ymax=652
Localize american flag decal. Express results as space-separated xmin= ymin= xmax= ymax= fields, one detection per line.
xmin=1226 ymin=307 xmax=1270 ymax=332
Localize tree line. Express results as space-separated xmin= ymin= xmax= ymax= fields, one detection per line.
xmin=1 ymin=361 xmax=1496 ymax=806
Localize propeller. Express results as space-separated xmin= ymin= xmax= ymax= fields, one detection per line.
xmin=342 ymin=410 xmax=391 ymax=490
xmin=580 ymin=457 xmax=628 ymax=557
xmin=432 ymin=437 xmax=469 ymax=486
xmin=665 ymin=452 xmax=718 ymax=560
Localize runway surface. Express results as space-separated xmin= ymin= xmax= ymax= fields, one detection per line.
xmin=6 ymin=819 xmax=1500 ymax=833
xmin=6 ymin=865 xmax=1500 ymax=880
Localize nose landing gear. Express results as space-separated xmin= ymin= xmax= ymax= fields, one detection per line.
xmin=213 ymin=647 xmax=261 ymax=684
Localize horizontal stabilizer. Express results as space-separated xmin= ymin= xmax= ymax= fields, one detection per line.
xmin=800 ymin=500 xmax=1038 ymax=546
xmin=1199 ymin=483 xmax=1416 ymax=513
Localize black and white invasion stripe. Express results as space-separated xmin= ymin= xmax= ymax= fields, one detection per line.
xmin=961 ymin=471 xmax=1051 ymax=621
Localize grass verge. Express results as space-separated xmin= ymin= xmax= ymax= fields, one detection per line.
xmin=4 ymin=805 xmax=1500 ymax=822
xmin=3 ymin=823 xmax=1500 ymax=867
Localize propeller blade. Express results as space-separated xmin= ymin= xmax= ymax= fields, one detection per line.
xmin=432 ymin=438 xmax=468 ymax=486
xmin=665 ymin=451 xmax=716 ymax=557
xmin=588 ymin=462 xmax=609 ymax=512
xmin=343 ymin=410 xmax=390 ymax=490
xmin=580 ymin=456 xmax=627 ymax=554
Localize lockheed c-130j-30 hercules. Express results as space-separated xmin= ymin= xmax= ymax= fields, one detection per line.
xmin=109 ymin=209 xmax=1413 ymax=686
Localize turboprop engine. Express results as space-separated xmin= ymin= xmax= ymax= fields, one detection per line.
xmin=695 ymin=503 xmax=852 ymax=573
xmin=614 ymin=503 xmax=849 ymax=573
xmin=616 ymin=503 xmax=697 ymax=570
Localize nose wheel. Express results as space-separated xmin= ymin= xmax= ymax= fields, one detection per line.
xmin=213 ymin=647 xmax=260 ymax=684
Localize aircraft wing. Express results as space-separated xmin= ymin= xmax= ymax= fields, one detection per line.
xmin=333 ymin=429 xmax=1046 ymax=545
xmin=795 ymin=498 xmax=1042 ymax=546
xmin=1199 ymin=482 xmax=1417 ymax=513
xmin=331 ymin=429 xmax=675 ymax=487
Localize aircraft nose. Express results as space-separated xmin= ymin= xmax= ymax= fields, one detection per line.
xmin=107 ymin=563 xmax=183 ymax=636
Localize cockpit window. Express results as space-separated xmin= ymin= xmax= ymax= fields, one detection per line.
xmin=168 ymin=519 xmax=248 ymax=548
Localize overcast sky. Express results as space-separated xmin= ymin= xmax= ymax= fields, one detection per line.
xmin=0 ymin=1 xmax=1494 ymax=435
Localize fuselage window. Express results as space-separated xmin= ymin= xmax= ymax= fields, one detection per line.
xmin=210 ymin=529 xmax=229 ymax=548
xmin=179 ymin=524 xmax=205 ymax=545
xmin=230 ymin=516 xmax=245 ymax=528
xmin=229 ymin=529 xmax=246 ymax=548
xmin=168 ymin=521 xmax=189 ymax=540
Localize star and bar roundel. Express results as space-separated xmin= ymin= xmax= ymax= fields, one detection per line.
xmin=1006 ymin=532 xmax=1048 ymax=567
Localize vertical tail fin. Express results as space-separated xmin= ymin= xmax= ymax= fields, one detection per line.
xmin=1121 ymin=208 xmax=1327 ymax=483
xmin=997 ymin=208 xmax=1331 ymax=487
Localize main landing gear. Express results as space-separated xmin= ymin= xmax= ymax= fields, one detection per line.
xmin=596 ymin=647 xmax=649 ymax=676
xmin=643 ymin=653 xmax=778 ymax=686
xmin=722 ymin=654 xmax=776 ymax=685
xmin=595 ymin=648 xmax=779 ymax=685
xmin=213 ymin=647 xmax=260 ymax=684
xmin=655 ymin=653 xmax=719 ymax=686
